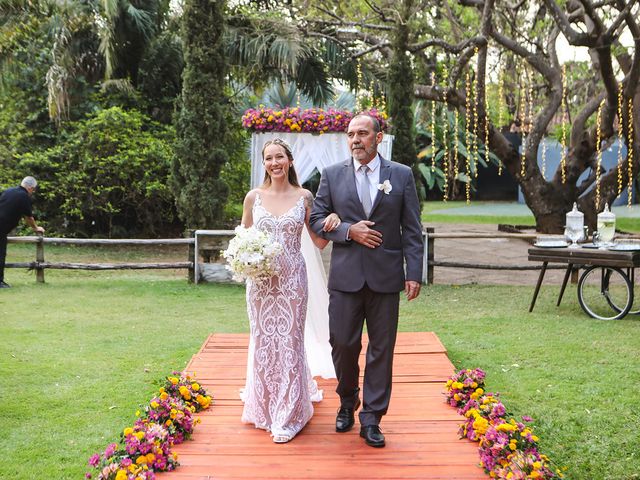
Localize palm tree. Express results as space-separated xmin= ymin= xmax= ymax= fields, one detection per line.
xmin=1 ymin=0 xmax=163 ymax=123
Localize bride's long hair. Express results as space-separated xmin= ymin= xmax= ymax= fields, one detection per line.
xmin=261 ymin=138 xmax=300 ymax=187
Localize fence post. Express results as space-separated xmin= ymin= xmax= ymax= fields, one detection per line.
xmin=187 ymin=230 xmax=195 ymax=283
xmin=36 ymin=233 xmax=45 ymax=283
xmin=423 ymin=227 xmax=434 ymax=285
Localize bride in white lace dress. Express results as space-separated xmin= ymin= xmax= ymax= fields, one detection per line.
xmin=240 ymin=139 xmax=339 ymax=443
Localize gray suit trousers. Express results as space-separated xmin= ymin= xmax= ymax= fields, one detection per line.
xmin=329 ymin=285 xmax=399 ymax=427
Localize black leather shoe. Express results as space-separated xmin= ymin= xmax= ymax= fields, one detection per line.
xmin=360 ymin=425 xmax=385 ymax=447
xmin=0 ymin=281 xmax=10 ymax=289
xmin=335 ymin=398 xmax=361 ymax=432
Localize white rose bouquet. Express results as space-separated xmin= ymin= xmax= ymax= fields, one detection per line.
xmin=222 ymin=225 xmax=283 ymax=282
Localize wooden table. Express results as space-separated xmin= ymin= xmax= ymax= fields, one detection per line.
xmin=528 ymin=246 xmax=640 ymax=319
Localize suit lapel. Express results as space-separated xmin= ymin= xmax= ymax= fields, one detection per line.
xmin=342 ymin=159 xmax=366 ymax=217
xmin=370 ymin=157 xmax=392 ymax=217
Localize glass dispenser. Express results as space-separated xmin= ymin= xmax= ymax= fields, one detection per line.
xmin=597 ymin=203 xmax=616 ymax=245
xmin=565 ymin=203 xmax=585 ymax=248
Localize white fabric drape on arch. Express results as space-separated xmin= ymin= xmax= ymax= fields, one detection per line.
xmin=250 ymin=132 xmax=394 ymax=188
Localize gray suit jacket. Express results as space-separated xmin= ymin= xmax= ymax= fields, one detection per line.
xmin=310 ymin=157 xmax=423 ymax=293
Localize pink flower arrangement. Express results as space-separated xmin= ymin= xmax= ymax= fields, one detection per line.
xmin=241 ymin=106 xmax=388 ymax=133
xmin=445 ymin=368 xmax=563 ymax=479
xmin=444 ymin=367 xmax=486 ymax=409
xmin=85 ymin=373 xmax=212 ymax=480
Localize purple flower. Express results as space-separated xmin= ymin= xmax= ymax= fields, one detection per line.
xmin=104 ymin=442 xmax=117 ymax=458
xmin=88 ymin=454 xmax=100 ymax=467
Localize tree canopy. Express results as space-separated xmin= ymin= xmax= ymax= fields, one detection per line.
xmin=254 ymin=0 xmax=640 ymax=231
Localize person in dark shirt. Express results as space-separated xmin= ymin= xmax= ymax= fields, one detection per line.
xmin=0 ymin=176 xmax=45 ymax=288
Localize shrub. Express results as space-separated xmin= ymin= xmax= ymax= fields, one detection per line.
xmin=18 ymin=107 xmax=179 ymax=237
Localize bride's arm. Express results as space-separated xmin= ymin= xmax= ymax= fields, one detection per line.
xmin=241 ymin=190 xmax=257 ymax=227
xmin=304 ymin=190 xmax=339 ymax=250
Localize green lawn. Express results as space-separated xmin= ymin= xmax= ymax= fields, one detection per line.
xmin=422 ymin=200 xmax=535 ymax=226
xmin=1 ymin=264 xmax=640 ymax=479
xmin=421 ymin=200 xmax=640 ymax=233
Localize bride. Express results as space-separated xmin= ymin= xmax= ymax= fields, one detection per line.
xmin=240 ymin=138 xmax=337 ymax=443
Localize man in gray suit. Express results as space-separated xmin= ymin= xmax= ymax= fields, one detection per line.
xmin=310 ymin=113 xmax=423 ymax=447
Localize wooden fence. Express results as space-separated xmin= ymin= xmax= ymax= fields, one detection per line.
xmin=6 ymin=235 xmax=197 ymax=283
xmin=7 ymin=229 xmax=561 ymax=284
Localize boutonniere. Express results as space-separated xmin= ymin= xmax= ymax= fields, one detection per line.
xmin=377 ymin=180 xmax=393 ymax=194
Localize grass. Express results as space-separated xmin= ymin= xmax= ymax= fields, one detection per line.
xmin=422 ymin=200 xmax=536 ymax=227
xmin=1 ymin=261 xmax=640 ymax=479
xmin=421 ymin=200 xmax=640 ymax=233
xmin=2 ymin=220 xmax=640 ymax=479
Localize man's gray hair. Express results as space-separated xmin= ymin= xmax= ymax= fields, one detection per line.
xmin=351 ymin=113 xmax=382 ymax=133
xmin=21 ymin=176 xmax=37 ymax=189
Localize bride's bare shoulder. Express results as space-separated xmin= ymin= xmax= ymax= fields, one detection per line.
xmin=244 ymin=188 xmax=263 ymax=202
xmin=243 ymin=189 xmax=262 ymax=208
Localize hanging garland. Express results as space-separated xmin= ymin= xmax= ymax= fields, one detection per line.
xmin=595 ymin=99 xmax=605 ymax=210
xmin=484 ymin=86 xmax=490 ymax=177
xmin=454 ymin=108 xmax=460 ymax=200
xmin=628 ymin=98 xmax=635 ymax=207
xmin=442 ymin=65 xmax=450 ymax=201
xmin=379 ymin=92 xmax=387 ymax=115
xmin=519 ymin=73 xmax=527 ymax=179
xmin=472 ymin=47 xmax=480 ymax=179
xmin=356 ymin=60 xmax=365 ymax=109
xmin=541 ymin=133 xmax=547 ymax=179
xmin=431 ymin=71 xmax=437 ymax=172
xmin=464 ymin=70 xmax=472 ymax=203
xmin=497 ymin=69 xmax=505 ymax=176
xmin=617 ymin=83 xmax=624 ymax=197
xmin=560 ymin=65 xmax=568 ymax=184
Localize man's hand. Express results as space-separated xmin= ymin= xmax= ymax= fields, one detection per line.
xmin=34 ymin=226 xmax=45 ymax=234
xmin=405 ymin=280 xmax=421 ymax=301
xmin=348 ymin=220 xmax=382 ymax=248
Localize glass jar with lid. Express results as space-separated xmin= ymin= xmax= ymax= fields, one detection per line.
xmin=565 ymin=202 xmax=585 ymax=248
xmin=597 ymin=203 xmax=616 ymax=245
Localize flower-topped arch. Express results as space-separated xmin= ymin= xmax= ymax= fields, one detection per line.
xmin=243 ymin=107 xmax=394 ymax=189
xmin=242 ymin=106 xmax=389 ymax=134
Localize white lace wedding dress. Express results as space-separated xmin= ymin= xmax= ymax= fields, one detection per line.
xmin=241 ymin=193 xmax=322 ymax=442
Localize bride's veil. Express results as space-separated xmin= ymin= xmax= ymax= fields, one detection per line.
xmin=301 ymin=227 xmax=337 ymax=379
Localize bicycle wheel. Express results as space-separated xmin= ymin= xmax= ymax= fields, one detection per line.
xmin=625 ymin=268 xmax=640 ymax=315
xmin=577 ymin=266 xmax=632 ymax=320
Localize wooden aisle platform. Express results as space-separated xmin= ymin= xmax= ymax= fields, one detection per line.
xmin=158 ymin=332 xmax=485 ymax=479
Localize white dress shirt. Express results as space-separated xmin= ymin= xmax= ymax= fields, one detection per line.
xmin=354 ymin=154 xmax=381 ymax=208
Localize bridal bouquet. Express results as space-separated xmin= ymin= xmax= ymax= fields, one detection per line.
xmin=222 ymin=225 xmax=283 ymax=281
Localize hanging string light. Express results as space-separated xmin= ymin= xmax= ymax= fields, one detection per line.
xmin=617 ymin=83 xmax=624 ymax=196
xmin=454 ymin=107 xmax=460 ymax=201
xmin=430 ymin=71 xmax=437 ymax=172
xmin=519 ymin=75 xmax=527 ymax=179
xmin=595 ymin=99 xmax=605 ymax=210
xmin=628 ymin=97 xmax=634 ymax=207
xmin=464 ymin=70 xmax=472 ymax=203
xmin=442 ymin=65 xmax=450 ymax=202
xmin=356 ymin=60 xmax=364 ymax=109
xmin=472 ymin=47 xmax=480 ymax=178
xmin=528 ymin=83 xmax=534 ymax=136
xmin=379 ymin=93 xmax=387 ymax=115
xmin=497 ymin=69 xmax=505 ymax=175
xmin=484 ymin=96 xmax=490 ymax=171
xmin=528 ymin=83 xmax=535 ymax=179
xmin=369 ymin=79 xmax=376 ymax=109
xmin=541 ymin=133 xmax=547 ymax=179
xmin=560 ymin=65 xmax=568 ymax=184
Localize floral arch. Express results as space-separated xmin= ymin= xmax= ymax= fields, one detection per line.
xmin=242 ymin=107 xmax=394 ymax=188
